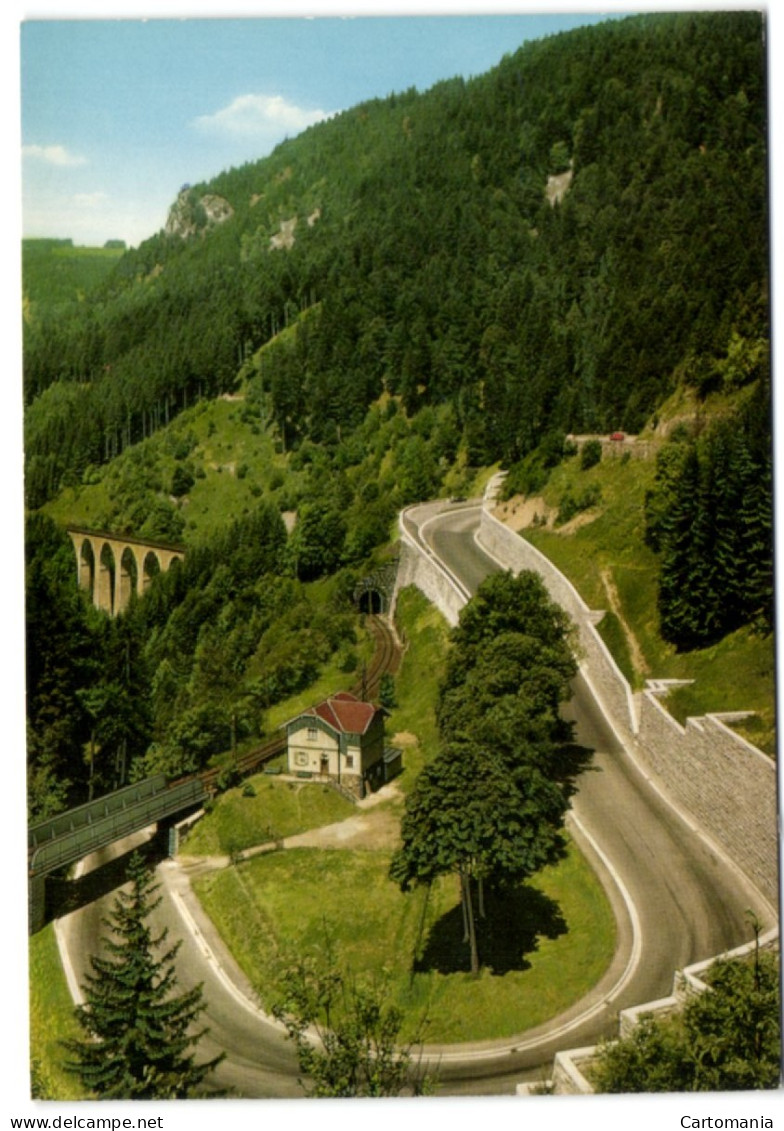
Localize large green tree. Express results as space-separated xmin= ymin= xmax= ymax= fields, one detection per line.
xmin=390 ymin=570 xmax=583 ymax=974
xmin=24 ymin=12 xmax=768 ymax=500
xmin=63 ymin=853 xmax=224 ymax=1098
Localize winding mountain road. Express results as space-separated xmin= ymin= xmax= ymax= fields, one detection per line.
xmin=399 ymin=500 xmax=774 ymax=1089
xmin=57 ymin=500 xmax=775 ymax=1097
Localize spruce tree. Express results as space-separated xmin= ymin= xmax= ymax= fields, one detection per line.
xmin=63 ymin=853 xmax=224 ymax=1099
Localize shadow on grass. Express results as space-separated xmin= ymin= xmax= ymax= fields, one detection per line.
xmin=414 ymin=882 xmax=567 ymax=976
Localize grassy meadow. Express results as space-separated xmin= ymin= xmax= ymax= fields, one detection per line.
xmin=512 ymin=445 xmax=775 ymax=754
xmin=193 ymin=838 xmax=615 ymax=1045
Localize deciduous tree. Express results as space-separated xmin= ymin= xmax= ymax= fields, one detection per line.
xmin=273 ymin=947 xmax=431 ymax=1096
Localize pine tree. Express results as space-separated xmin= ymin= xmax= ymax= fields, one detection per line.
xmin=63 ymin=853 xmax=224 ymax=1099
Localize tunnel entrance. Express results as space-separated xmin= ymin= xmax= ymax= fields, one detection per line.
xmin=358 ymin=588 xmax=384 ymax=615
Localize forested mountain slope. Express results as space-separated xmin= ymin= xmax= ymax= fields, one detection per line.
xmin=24 ymin=10 xmax=772 ymax=819
xmin=24 ymin=11 xmax=768 ymax=509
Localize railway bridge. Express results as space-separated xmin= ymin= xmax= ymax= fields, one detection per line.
xmin=28 ymin=615 xmax=400 ymax=933
xmin=66 ymin=526 xmax=185 ymax=616
xmin=28 ymin=775 xmax=208 ymax=933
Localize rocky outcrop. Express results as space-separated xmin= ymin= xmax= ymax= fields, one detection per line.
xmin=165 ymin=188 xmax=234 ymax=239
xmin=269 ymin=217 xmax=297 ymax=250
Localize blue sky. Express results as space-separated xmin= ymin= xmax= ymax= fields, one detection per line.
xmin=17 ymin=6 xmax=642 ymax=247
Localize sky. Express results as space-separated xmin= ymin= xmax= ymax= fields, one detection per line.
xmin=18 ymin=7 xmax=638 ymax=248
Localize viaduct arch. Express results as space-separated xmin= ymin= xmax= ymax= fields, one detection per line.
xmin=66 ymin=526 xmax=185 ymax=616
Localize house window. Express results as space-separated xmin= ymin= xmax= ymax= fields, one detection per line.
xmin=295 ymin=751 xmax=309 ymax=767
xmin=346 ymin=755 xmax=354 ymax=769
xmin=307 ymin=727 xmax=318 ymax=741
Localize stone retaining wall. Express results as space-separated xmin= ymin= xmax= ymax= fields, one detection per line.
xmin=392 ymin=527 xmax=466 ymax=627
xmin=636 ymin=690 xmax=778 ymax=907
xmin=397 ymin=496 xmax=778 ymax=906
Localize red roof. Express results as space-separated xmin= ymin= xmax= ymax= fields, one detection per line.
xmin=307 ymin=692 xmax=380 ymax=736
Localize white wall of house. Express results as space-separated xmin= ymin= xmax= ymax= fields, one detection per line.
xmin=287 ymin=709 xmax=387 ymax=796
xmin=287 ymin=723 xmax=339 ymax=775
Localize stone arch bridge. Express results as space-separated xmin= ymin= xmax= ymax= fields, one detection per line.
xmin=67 ymin=526 xmax=185 ymax=616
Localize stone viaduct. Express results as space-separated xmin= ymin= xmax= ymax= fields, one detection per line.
xmin=67 ymin=526 xmax=185 ymax=616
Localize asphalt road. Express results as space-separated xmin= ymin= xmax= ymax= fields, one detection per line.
xmin=57 ymin=500 xmax=774 ymax=1098
xmin=56 ymin=833 xmax=303 ymax=1099
xmin=410 ymin=501 xmax=772 ymax=1086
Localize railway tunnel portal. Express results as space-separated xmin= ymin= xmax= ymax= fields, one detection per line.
xmin=353 ymin=555 xmax=399 ymax=615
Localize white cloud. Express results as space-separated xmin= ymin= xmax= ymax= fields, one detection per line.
xmin=192 ymin=93 xmax=333 ymax=138
xmin=73 ymin=192 xmax=109 ymax=209
xmin=22 ymin=143 xmax=87 ymax=167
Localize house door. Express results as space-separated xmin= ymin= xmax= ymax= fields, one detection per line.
xmin=320 ymin=753 xmax=330 ymax=777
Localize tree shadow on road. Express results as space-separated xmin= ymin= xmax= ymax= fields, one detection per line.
xmin=414 ymin=882 xmax=567 ymax=976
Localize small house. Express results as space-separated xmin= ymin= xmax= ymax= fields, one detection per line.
xmin=285 ymin=692 xmax=400 ymax=798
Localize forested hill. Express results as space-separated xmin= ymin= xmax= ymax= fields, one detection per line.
xmin=24 ymin=10 xmax=768 ymax=511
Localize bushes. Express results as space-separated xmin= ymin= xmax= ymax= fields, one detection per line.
xmin=556 ymin=483 xmax=602 ymax=525
xmin=646 ymin=396 xmax=773 ymax=650
xmin=580 ymin=439 xmax=603 ymax=470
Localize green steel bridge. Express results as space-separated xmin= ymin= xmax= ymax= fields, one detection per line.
xmin=27 ymin=612 xmax=400 ymax=934
xmin=28 ymin=774 xmax=207 ymax=932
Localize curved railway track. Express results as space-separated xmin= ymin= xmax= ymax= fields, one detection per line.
xmin=193 ymin=613 xmax=400 ymax=793
xmin=356 ymin=612 xmax=400 ymax=699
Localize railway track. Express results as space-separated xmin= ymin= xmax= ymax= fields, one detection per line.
xmin=30 ymin=615 xmax=403 ymax=886
xmin=195 ymin=614 xmax=400 ymax=793
xmin=354 ymin=613 xmax=400 ymax=700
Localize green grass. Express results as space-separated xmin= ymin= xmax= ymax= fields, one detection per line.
xmin=384 ymin=587 xmax=452 ymax=787
xmin=183 ymin=776 xmax=356 ymax=856
xmin=29 ymin=925 xmax=86 ymax=1100
xmin=518 ymin=451 xmax=776 ymax=753
xmin=42 ymin=394 xmax=301 ymax=545
xmin=193 ymin=837 xmax=616 ymax=1044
